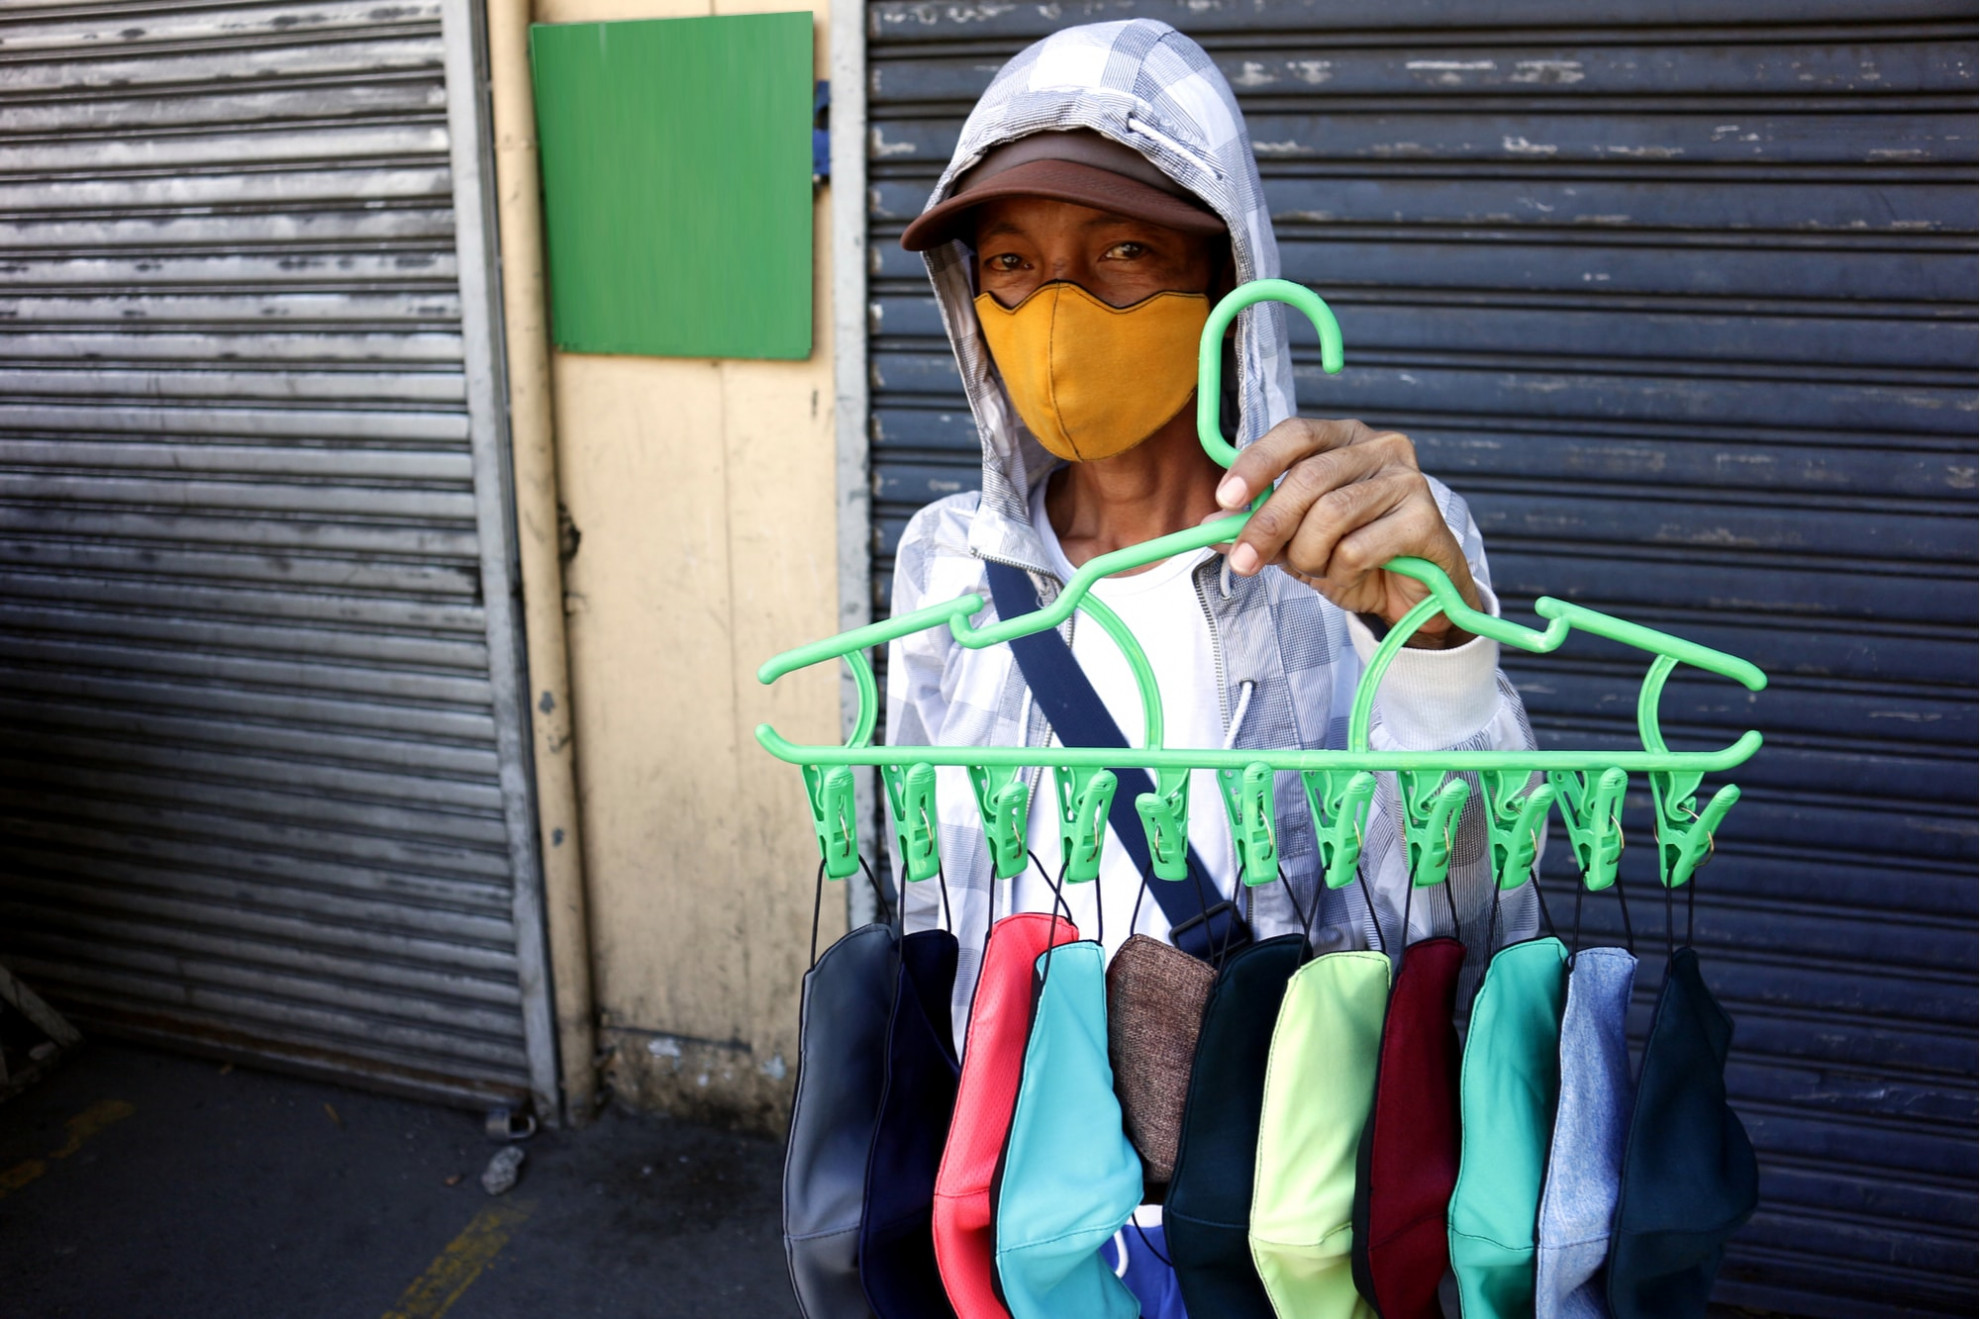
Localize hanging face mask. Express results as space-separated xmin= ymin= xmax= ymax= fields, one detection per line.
xmin=975 ymin=283 xmax=1209 ymax=462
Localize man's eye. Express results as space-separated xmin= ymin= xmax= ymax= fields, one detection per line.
xmin=985 ymin=253 xmax=1022 ymax=271
xmin=1104 ymin=242 xmax=1147 ymax=260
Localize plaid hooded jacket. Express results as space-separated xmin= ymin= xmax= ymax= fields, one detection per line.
xmin=886 ymin=19 xmax=1540 ymax=1029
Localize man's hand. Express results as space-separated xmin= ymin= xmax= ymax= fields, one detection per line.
xmin=1205 ymin=417 xmax=1481 ymax=648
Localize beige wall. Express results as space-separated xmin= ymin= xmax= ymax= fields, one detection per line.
xmin=531 ymin=0 xmax=845 ymax=1130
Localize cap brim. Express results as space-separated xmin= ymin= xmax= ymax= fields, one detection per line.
xmin=900 ymin=158 xmax=1226 ymax=252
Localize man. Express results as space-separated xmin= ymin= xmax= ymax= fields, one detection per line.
xmin=889 ymin=18 xmax=1538 ymax=1013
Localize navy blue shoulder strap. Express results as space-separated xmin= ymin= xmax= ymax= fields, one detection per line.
xmin=983 ymin=558 xmax=1250 ymax=965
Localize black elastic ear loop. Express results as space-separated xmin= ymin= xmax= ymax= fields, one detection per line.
xmin=1569 ymin=874 xmax=1584 ymax=971
xmin=1398 ymin=871 xmax=1416 ymax=960
xmin=1463 ymin=877 xmax=1508 ymax=1017
xmin=1091 ymin=853 xmax=1105 ymax=954
xmin=1129 ymin=863 xmax=1151 ymax=943
xmin=1440 ymin=866 xmax=1461 ymax=943
xmin=1185 ymin=851 xmax=1218 ymax=958
xmin=1663 ymin=869 xmax=1676 ymax=963
xmin=1279 ymin=864 xmax=1317 ymax=961
xmin=1530 ymin=865 xmax=1559 ymax=942
xmin=1355 ymin=862 xmax=1387 ymax=959
xmin=935 ymin=858 xmax=954 ymax=935
xmin=1687 ymin=863 xmax=1699 ymax=950
xmin=808 ymin=857 xmax=827 ymax=968
xmin=1129 ymin=1218 xmax=1174 ymax=1269
xmin=1612 ymin=869 xmax=1637 ymax=957
xmin=857 ymin=854 xmax=895 ymax=933
xmin=1026 ymin=847 xmax=1077 ymax=999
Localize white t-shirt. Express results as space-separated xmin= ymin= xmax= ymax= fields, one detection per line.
xmin=1010 ymin=481 xmax=1239 ymax=962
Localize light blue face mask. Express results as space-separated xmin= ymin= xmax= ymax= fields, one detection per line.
xmin=992 ymin=940 xmax=1144 ymax=1319
xmin=1448 ymin=936 xmax=1571 ymax=1319
xmin=1536 ymin=946 xmax=1639 ymax=1319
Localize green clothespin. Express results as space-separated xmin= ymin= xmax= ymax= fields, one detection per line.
xmin=1649 ymin=768 xmax=1738 ymax=889
xmin=1217 ymin=761 xmax=1279 ymax=888
xmin=1301 ymin=769 xmax=1377 ymax=890
xmin=1399 ymin=769 xmax=1470 ymax=889
xmin=1637 ymin=653 xmax=1739 ymax=889
xmin=802 ymin=764 xmax=859 ymax=880
xmin=1055 ymin=767 xmax=1117 ymax=884
xmin=968 ymin=764 xmax=1031 ymax=880
xmin=1549 ymin=767 xmax=1628 ymax=891
xmin=881 ymin=761 xmax=941 ymax=883
xmin=1479 ymin=769 xmax=1556 ymax=891
xmin=1135 ymin=767 xmax=1192 ymax=881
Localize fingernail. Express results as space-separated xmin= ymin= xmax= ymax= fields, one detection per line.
xmin=1230 ymin=544 xmax=1260 ymax=575
xmin=1215 ymin=476 xmax=1246 ymax=508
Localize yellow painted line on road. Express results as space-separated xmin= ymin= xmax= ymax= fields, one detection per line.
xmin=381 ymin=1199 xmax=534 ymax=1319
xmin=0 ymin=1098 xmax=135 ymax=1202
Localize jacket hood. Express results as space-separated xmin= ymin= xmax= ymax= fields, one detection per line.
xmin=915 ymin=18 xmax=1297 ymax=572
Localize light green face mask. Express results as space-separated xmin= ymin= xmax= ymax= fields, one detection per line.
xmin=1248 ymin=950 xmax=1392 ymax=1318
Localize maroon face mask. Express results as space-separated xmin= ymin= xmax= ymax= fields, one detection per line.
xmin=1350 ymin=936 xmax=1467 ymax=1318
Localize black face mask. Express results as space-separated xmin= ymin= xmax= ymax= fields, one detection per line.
xmin=783 ymin=918 xmax=899 ymax=1318
xmin=1162 ymin=934 xmax=1307 ymax=1319
xmin=1607 ymin=944 xmax=1759 ymax=1318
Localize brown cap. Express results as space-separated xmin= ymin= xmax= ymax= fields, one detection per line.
xmin=900 ymin=129 xmax=1225 ymax=252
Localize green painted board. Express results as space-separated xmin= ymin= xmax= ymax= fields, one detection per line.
xmin=530 ymin=13 xmax=814 ymax=359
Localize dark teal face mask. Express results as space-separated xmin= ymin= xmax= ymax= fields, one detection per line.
xmin=783 ymin=922 xmax=898 ymax=1319
xmin=1606 ymin=946 xmax=1757 ymax=1319
xmin=1448 ymin=936 xmax=1570 ymax=1319
xmin=992 ymin=940 xmax=1143 ymax=1319
xmin=1164 ymin=934 xmax=1308 ymax=1319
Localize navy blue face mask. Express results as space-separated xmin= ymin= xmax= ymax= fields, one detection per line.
xmin=1606 ymin=941 xmax=1758 ymax=1319
xmin=859 ymin=919 xmax=962 ymax=1318
xmin=1162 ymin=933 xmax=1307 ymax=1319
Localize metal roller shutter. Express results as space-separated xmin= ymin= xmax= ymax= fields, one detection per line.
xmin=862 ymin=3 xmax=1976 ymax=1314
xmin=0 ymin=0 xmax=555 ymax=1112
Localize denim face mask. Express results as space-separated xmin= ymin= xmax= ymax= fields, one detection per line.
xmin=1536 ymin=946 xmax=1638 ymax=1319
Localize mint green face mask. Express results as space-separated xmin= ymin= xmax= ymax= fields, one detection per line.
xmin=1248 ymin=950 xmax=1391 ymax=1317
xmin=1448 ymin=937 xmax=1571 ymax=1319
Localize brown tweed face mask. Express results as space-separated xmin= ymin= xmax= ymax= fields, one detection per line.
xmin=1106 ymin=933 xmax=1217 ymax=1199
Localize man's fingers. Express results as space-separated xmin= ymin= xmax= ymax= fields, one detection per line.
xmin=1282 ymin=475 xmax=1411 ymax=584
xmin=1229 ymin=442 xmax=1390 ymax=573
xmin=1215 ymin=417 xmax=1367 ymax=509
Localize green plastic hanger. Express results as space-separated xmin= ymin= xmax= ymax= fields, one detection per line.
xmin=756 ymin=280 xmax=1766 ymax=890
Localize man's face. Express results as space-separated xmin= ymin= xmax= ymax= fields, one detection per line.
xmin=973 ymin=196 xmax=1219 ymax=310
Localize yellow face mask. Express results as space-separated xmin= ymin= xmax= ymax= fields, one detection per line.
xmin=975 ymin=283 xmax=1209 ymax=462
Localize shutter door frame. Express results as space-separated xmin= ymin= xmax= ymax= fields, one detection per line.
xmin=0 ymin=0 xmax=558 ymax=1116
xmin=858 ymin=5 xmax=1977 ymax=1315
xmin=440 ymin=0 xmax=558 ymax=1120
